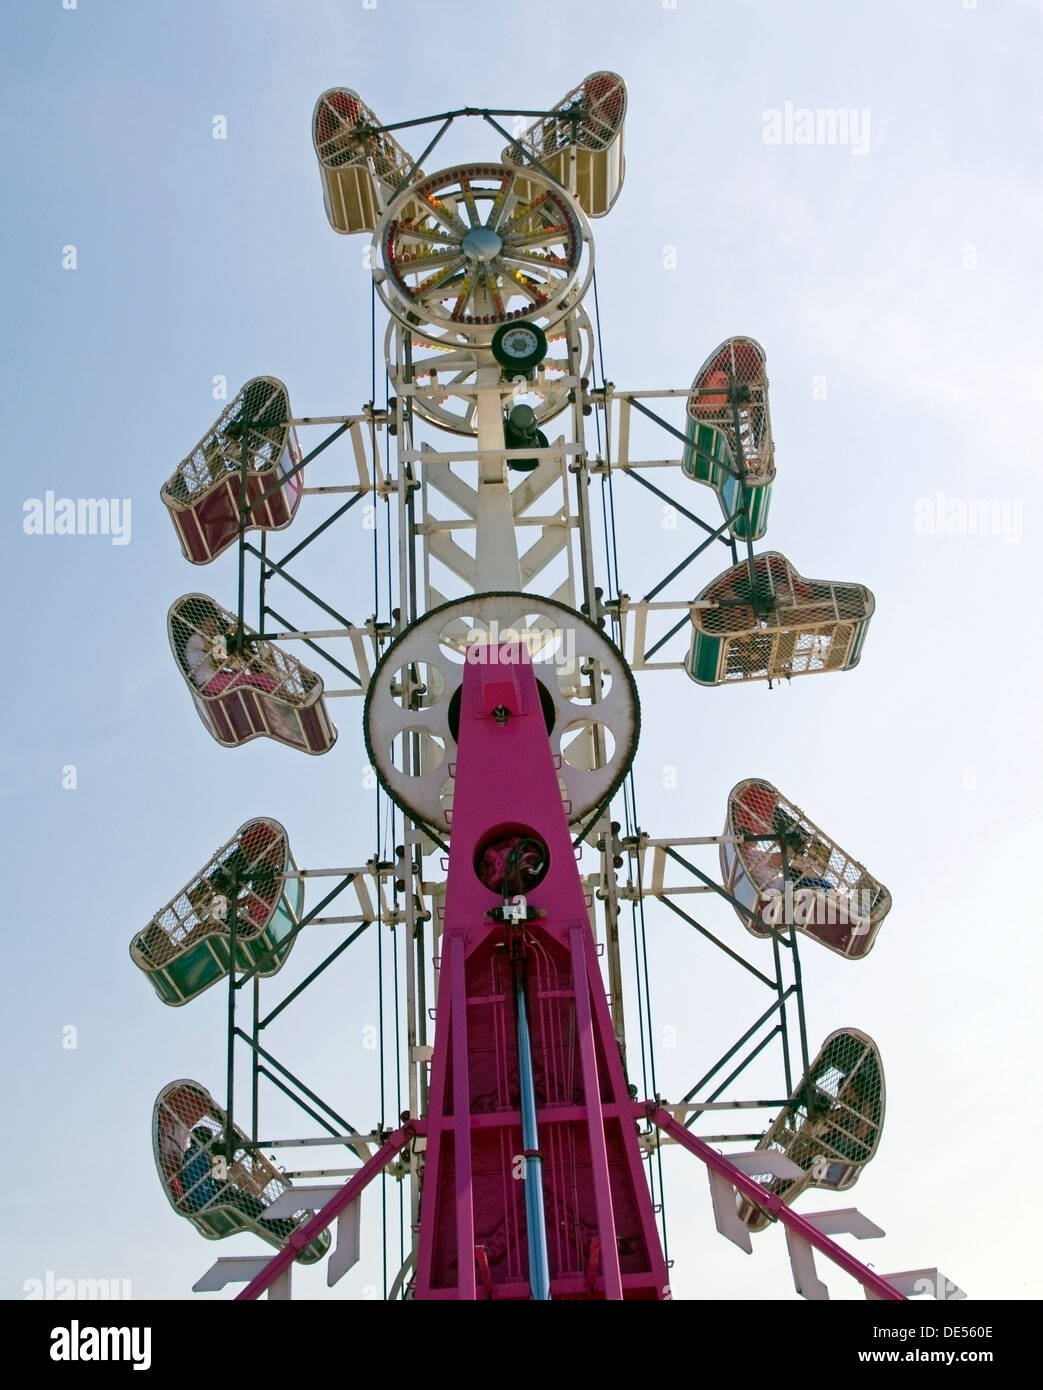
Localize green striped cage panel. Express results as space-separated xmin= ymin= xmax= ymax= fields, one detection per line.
xmin=686 ymin=553 xmax=874 ymax=687
xmin=130 ymin=818 xmax=303 ymax=1006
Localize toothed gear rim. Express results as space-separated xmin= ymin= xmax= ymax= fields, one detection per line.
xmin=364 ymin=592 xmax=639 ymax=835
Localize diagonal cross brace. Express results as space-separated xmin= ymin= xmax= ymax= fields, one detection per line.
xmin=647 ymin=1105 xmax=905 ymax=1301
xmin=234 ymin=1123 xmax=417 ymax=1301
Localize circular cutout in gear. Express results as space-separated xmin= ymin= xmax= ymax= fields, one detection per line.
xmin=373 ymin=164 xmax=592 ymax=346
xmin=386 ymin=307 xmax=594 ymax=436
xmin=364 ymin=593 xmax=639 ymax=836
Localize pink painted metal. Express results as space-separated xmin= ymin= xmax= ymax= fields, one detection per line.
xmin=648 ymin=1106 xmax=905 ymax=1300
xmin=412 ymin=642 xmax=670 ymax=1299
xmin=235 ymin=1124 xmax=415 ymax=1300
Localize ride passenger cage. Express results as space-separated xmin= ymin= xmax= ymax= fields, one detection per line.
xmin=130 ymin=817 xmax=303 ymax=1006
xmin=161 ymin=377 xmax=303 ymax=565
xmin=503 ymin=71 xmax=627 ymax=218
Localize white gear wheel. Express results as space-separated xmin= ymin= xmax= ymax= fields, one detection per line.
xmin=372 ymin=164 xmax=593 ymax=347
xmin=364 ymin=593 xmax=639 ymax=835
xmin=386 ymin=307 xmax=594 ymax=436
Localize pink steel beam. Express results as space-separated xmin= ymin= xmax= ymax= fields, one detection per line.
xmin=412 ymin=641 xmax=670 ymax=1298
xmin=648 ymin=1106 xmax=905 ymax=1300
xmin=570 ymin=924 xmax=623 ymax=1300
xmin=235 ymin=1124 xmax=416 ymax=1300
xmin=450 ymin=932 xmax=478 ymax=1300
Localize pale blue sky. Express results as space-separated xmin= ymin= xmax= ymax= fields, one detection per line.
xmin=2 ymin=0 xmax=1041 ymax=1303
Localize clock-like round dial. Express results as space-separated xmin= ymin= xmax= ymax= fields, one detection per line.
xmin=492 ymin=322 xmax=548 ymax=375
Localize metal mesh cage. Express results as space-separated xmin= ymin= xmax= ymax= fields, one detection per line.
xmin=508 ymin=71 xmax=627 ymax=159
xmin=168 ymin=594 xmax=323 ymax=707
xmin=152 ymin=1080 xmax=329 ymax=1264
xmin=724 ymin=778 xmax=892 ymax=956
xmin=131 ymin=819 xmax=292 ymax=972
xmin=739 ymin=1030 xmax=885 ymax=1232
xmin=312 ymin=88 xmax=415 ymax=187
xmin=502 ymin=73 xmax=627 ymax=219
xmin=689 ymin=554 xmax=874 ymax=684
xmin=686 ymin=337 xmax=775 ymax=485
xmin=161 ymin=378 xmax=296 ymax=507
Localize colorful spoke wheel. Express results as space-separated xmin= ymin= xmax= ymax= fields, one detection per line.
xmin=373 ymin=164 xmax=592 ymax=346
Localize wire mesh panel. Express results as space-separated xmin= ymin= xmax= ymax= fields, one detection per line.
xmin=313 ymin=88 xmax=418 ymax=234
xmin=737 ymin=1030 xmax=885 ymax=1233
xmin=161 ymin=378 xmax=302 ymax=564
xmin=130 ymin=818 xmax=303 ymax=1005
xmin=167 ymin=594 xmax=337 ymax=753
xmin=152 ymin=1080 xmax=330 ymax=1263
xmin=687 ymin=553 xmax=874 ymax=686
xmin=503 ymin=71 xmax=627 ymax=217
xmin=683 ymin=338 xmax=774 ymax=541
xmin=721 ymin=779 xmax=892 ymax=958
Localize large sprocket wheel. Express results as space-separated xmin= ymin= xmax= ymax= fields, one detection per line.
xmin=386 ymin=307 xmax=594 ymax=436
xmin=364 ymin=593 xmax=639 ymax=836
xmin=373 ymin=164 xmax=593 ymax=347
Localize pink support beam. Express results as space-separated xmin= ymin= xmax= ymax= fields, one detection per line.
xmin=450 ymin=932 xmax=478 ymax=1300
xmin=411 ymin=640 xmax=670 ymax=1299
xmin=648 ymin=1106 xmax=905 ymax=1301
xmin=569 ymin=924 xmax=623 ymax=1300
xmin=235 ymin=1123 xmax=416 ymax=1301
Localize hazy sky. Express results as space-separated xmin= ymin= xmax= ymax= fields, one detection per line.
xmin=2 ymin=0 xmax=1040 ymax=1305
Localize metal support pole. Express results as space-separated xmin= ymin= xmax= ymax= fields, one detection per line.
xmin=512 ymin=944 xmax=551 ymax=1300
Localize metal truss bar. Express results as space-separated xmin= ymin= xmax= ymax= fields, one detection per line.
xmin=620 ymin=463 xmax=727 ymax=542
xmin=260 ymin=489 xmax=365 ymax=569
xmin=771 ymin=931 xmax=794 ymax=1098
xmin=640 ymin=834 xmax=754 ymax=847
xmin=402 ymin=442 xmax=581 ymax=464
xmin=261 ymin=629 xmax=356 ymax=642
xmin=376 ymin=106 xmax=570 ymax=136
xmin=648 ymin=1108 xmax=904 ymax=1300
xmin=256 ymin=1134 xmax=378 ymax=1150
xmin=790 ymin=925 xmax=812 ymax=1084
xmin=683 ymin=996 xmax=791 ymax=1102
xmin=401 ymin=114 xmax=454 ymax=185
xmin=661 ymin=844 xmax=788 ymax=944
xmin=258 ymin=917 xmax=373 ymax=1030
xmin=254 ymin=1065 xmax=347 ymax=1141
xmin=482 ymin=112 xmax=569 ymax=193
xmin=640 ymin=611 xmax=690 ymax=664
xmin=416 ymin=512 xmax=576 ymax=533
xmin=657 ymin=893 xmax=776 ymax=989
xmin=235 ymin=1124 xmax=416 ymax=1301
xmin=624 ymin=395 xmax=742 ymax=482
xmin=670 ymin=1099 xmax=791 ymax=1114
xmin=250 ymin=419 xmax=357 ymax=513
xmin=699 ymin=1018 xmax=788 ymax=1110
xmin=621 ymin=395 xmax=692 ymax=455
xmin=263 ymin=604 xmax=361 ymax=687
xmin=232 ymin=874 xmax=361 ymax=992
xmin=249 ymin=543 xmax=359 ymax=634
xmin=288 ymin=414 xmax=373 ymax=426
xmin=642 ymin=531 xmax=725 ymax=604
xmin=239 ymin=1034 xmax=363 ymax=1140
xmin=696 ymin=1133 xmax=767 ymax=1144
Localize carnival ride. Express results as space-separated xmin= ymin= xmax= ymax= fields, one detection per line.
xmin=137 ymin=73 xmax=963 ymax=1301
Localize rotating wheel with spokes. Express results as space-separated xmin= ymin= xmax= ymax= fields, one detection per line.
xmin=373 ymin=164 xmax=593 ymax=347
xmin=387 ymin=307 xmax=594 ymax=436
xmin=363 ymin=592 xmax=639 ymax=837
